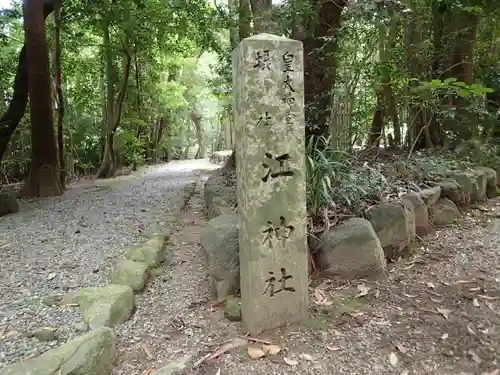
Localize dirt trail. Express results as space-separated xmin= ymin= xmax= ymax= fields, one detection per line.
xmin=131 ymin=192 xmax=500 ymax=375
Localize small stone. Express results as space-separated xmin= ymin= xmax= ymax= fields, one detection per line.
xmin=224 ymin=298 xmax=242 ymax=322
xmin=33 ymin=327 xmax=58 ymax=341
xmin=74 ymin=321 xmax=88 ymax=332
xmin=42 ymin=294 xmax=63 ymax=306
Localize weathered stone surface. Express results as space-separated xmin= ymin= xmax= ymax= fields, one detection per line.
xmin=475 ymin=166 xmax=497 ymax=198
xmin=429 ymin=198 xmax=460 ymax=226
xmin=126 ymin=235 xmax=165 ymax=268
xmin=62 ymin=285 xmax=135 ymax=330
xmin=365 ymin=201 xmax=416 ymax=259
xmin=200 ymin=214 xmax=239 ymax=299
xmin=33 ymin=327 xmax=59 ymax=341
xmin=204 ymin=171 xmax=237 ymax=220
xmin=0 ymin=327 xmax=116 ymax=375
xmin=0 ymin=191 xmax=19 ymax=217
xmin=471 ymin=169 xmax=487 ymax=202
xmin=418 ymin=186 xmax=441 ymax=206
xmin=110 ymin=259 xmax=149 ymax=292
xmin=224 ymin=298 xmax=242 ymax=322
xmin=437 ymin=178 xmax=465 ymax=204
xmin=234 ymin=34 xmax=308 ymax=334
xmin=318 ymin=218 xmax=386 ymax=278
xmin=402 ymin=192 xmax=429 ymax=236
xmin=150 ymin=356 xmax=192 ymax=375
xmin=444 ymin=171 xmax=474 ymax=204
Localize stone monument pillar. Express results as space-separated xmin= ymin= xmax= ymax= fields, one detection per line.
xmin=233 ymin=33 xmax=308 ymax=334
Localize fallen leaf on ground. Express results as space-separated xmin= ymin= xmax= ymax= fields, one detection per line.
xmin=478 ymin=295 xmax=499 ymax=301
xmin=248 ymin=345 xmax=266 ymax=360
xmin=402 ymin=293 xmax=417 ymax=298
xmin=389 ymin=352 xmax=399 ymax=366
xmin=468 ymin=349 xmax=482 ymax=364
xmin=440 ymin=333 xmax=449 ymax=340
xmin=140 ymin=343 xmax=153 ymax=359
xmin=193 ymin=338 xmax=248 ymax=367
xmin=467 ymin=324 xmax=476 ymax=336
xmin=300 ymin=353 xmax=313 ymax=361
xmin=284 ymin=357 xmax=299 ymax=366
xmin=394 ymin=342 xmax=408 ymax=355
xmin=437 ymin=308 xmax=451 ymax=320
xmin=262 ymin=344 xmax=281 ymax=356
xmin=314 ymin=287 xmax=327 ymax=305
xmin=47 ymin=273 xmax=56 ymax=280
xmin=326 ymin=345 xmax=340 ymax=351
xmin=355 ymin=284 xmax=369 ymax=298
xmin=481 ymin=370 xmax=499 ymax=375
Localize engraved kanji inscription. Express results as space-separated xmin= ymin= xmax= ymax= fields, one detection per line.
xmin=261 ymin=152 xmax=294 ymax=183
xmin=253 ymin=50 xmax=271 ymax=70
xmin=261 ymin=216 xmax=295 ymax=248
xmin=257 ymin=112 xmax=272 ymax=126
xmin=275 ymin=216 xmax=295 ymax=246
xmin=262 ymin=220 xmax=275 ymax=248
xmin=283 ymin=75 xmax=295 ymax=92
xmin=282 ymin=52 xmax=294 ymax=73
xmin=263 ymin=268 xmax=296 ymax=297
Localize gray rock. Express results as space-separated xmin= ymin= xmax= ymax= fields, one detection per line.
xmin=0 ymin=191 xmax=19 ymax=217
xmin=75 ymin=321 xmax=89 ymax=332
xmin=443 ymin=171 xmax=474 ymax=204
xmin=0 ymin=327 xmax=116 ymax=375
xmin=224 ymin=298 xmax=242 ymax=322
xmin=151 ymin=355 xmax=192 ymax=375
xmin=204 ymin=171 xmax=237 ymax=220
xmin=402 ymin=192 xmax=429 ymax=236
xmin=199 ymin=214 xmax=239 ymax=299
xmin=61 ymin=284 xmax=135 ymax=330
xmin=437 ymin=178 xmax=465 ymax=204
xmin=475 ymin=166 xmax=497 ymax=198
xmin=365 ymin=201 xmax=415 ymax=259
xmin=418 ymin=186 xmax=441 ymax=206
xmin=42 ymin=294 xmax=63 ymax=306
xmin=110 ymin=259 xmax=149 ymax=292
xmin=318 ymin=218 xmax=386 ymax=278
xmin=471 ymin=169 xmax=487 ymax=202
xmin=430 ymin=198 xmax=460 ymax=227
xmin=33 ymin=327 xmax=58 ymax=341
xmin=126 ymin=235 xmax=165 ymax=268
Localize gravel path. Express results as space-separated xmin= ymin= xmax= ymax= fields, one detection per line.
xmin=113 ymin=193 xmax=500 ymax=375
xmin=0 ymin=160 xmax=218 ymax=368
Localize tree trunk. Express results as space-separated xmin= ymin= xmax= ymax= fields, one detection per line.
xmin=249 ymin=0 xmax=275 ymax=34
xmin=97 ymin=33 xmax=132 ymax=178
xmin=190 ymin=111 xmax=206 ymax=159
xmin=0 ymin=1 xmax=54 ymax=170
xmin=301 ymin=0 xmax=347 ymax=142
xmin=20 ymin=0 xmax=62 ymax=198
xmin=239 ymin=0 xmax=252 ymax=40
xmin=228 ymin=0 xmax=239 ymax=49
xmin=54 ymin=0 xmax=65 ymax=187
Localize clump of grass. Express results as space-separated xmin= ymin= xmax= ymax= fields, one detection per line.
xmin=306 ymin=136 xmax=388 ymax=220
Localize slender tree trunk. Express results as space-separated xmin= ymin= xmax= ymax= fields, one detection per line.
xmin=20 ymin=0 xmax=62 ymax=197
xmin=190 ymin=111 xmax=206 ymax=159
xmin=97 ymin=33 xmax=132 ymax=178
xmin=54 ymin=0 xmax=65 ymax=187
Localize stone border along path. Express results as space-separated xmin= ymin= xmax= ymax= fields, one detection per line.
xmin=0 ymin=161 xmax=212 ymax=375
